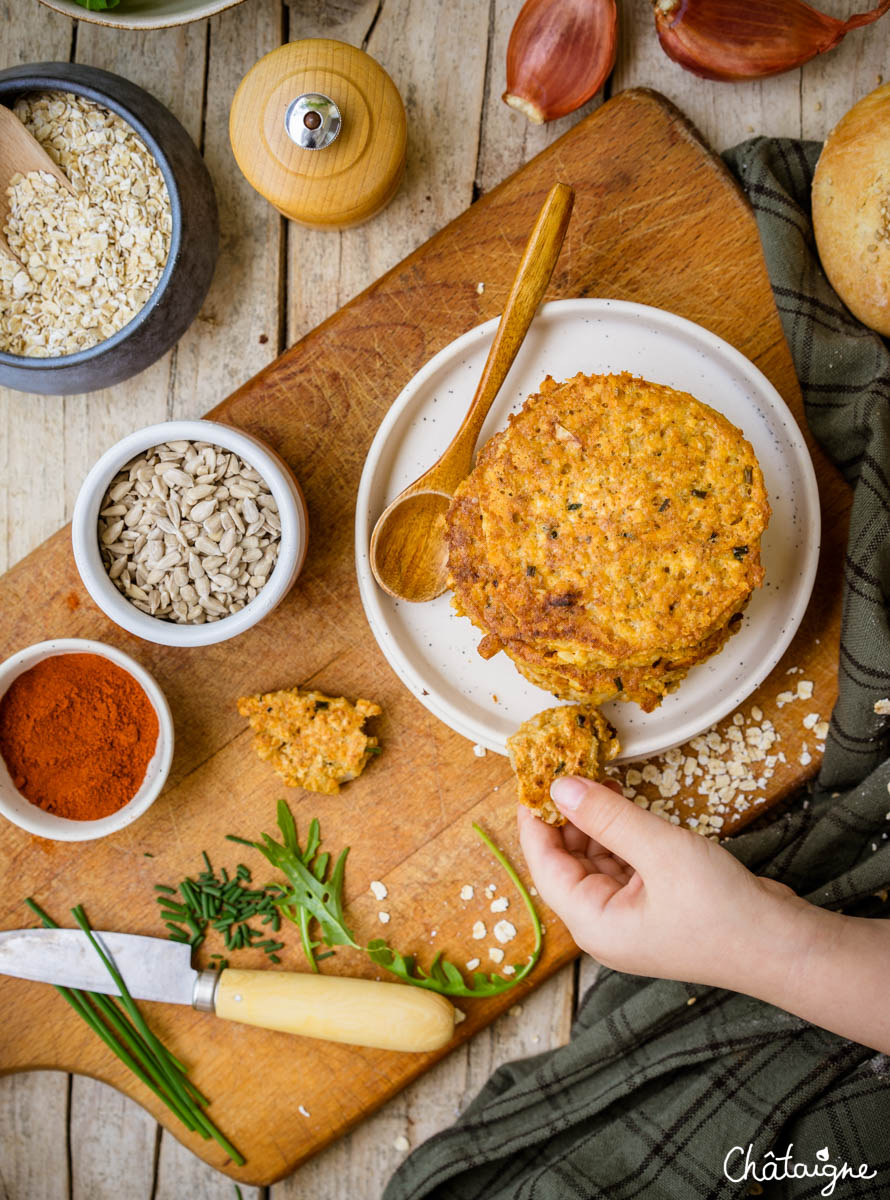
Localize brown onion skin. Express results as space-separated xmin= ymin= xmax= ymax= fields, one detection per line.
xmin=653 ymin=0 xmax=890 ymax=81
xmin=504 ymin=0 xmax=618 ymax=124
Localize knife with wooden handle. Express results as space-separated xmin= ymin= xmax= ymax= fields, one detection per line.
xmin=0 ymin=927 xmax=458 ymax=1052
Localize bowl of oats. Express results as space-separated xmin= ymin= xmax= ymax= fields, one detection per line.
xmin=72 ymin=419 xmax=309 ymax=647
xmin=0 ymin=63 xmax=218 ymax=395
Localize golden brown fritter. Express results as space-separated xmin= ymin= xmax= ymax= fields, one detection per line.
xmin=507 ymin=705 xmax=620 ymax=825
xmin=502 ymin=615 xmax=739 ymax=713
xmin=237 ymin=687 xmax=381 ymax=794
xmin=446 ymin=372 xmax=769 ymax=710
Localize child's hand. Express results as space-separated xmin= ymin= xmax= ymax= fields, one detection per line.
xmin=518 ymin=776 xmax=811 ymax=993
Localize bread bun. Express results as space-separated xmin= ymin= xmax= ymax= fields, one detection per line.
xmin=812 ymin=83 xmax=890 ymax=336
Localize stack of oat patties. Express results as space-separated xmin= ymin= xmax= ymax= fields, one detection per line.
xmin=446 ymin=372 xmax=771 ymax=713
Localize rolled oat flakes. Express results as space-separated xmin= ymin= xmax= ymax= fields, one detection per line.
xmin=0 ymin=92 xmax=171 ymax=357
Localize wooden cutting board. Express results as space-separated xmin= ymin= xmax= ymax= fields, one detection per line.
xmin=0 ymin=89 xmax=850 ymax=1186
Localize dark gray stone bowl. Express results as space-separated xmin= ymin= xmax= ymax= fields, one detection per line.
xmin=0 ymin=63 xmax=218 ymax=395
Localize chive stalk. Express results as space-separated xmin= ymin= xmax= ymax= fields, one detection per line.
xmin=24 ymin=898 xmax=243 ymax=1166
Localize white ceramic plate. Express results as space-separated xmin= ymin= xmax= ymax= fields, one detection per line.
xmin=37 ymin=0 xmax=244 ymax=30
xmin=356 ymin=299 xmax=820 ymax=761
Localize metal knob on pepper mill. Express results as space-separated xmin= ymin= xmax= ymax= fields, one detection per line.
xmin=229 ymin=39 xmax=407 ymax=230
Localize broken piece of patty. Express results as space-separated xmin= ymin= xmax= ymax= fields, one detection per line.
xmin=507 ymin=704 xmax=620 ymax=825
xmin=237 ymin=686 xmax=381 ymax=794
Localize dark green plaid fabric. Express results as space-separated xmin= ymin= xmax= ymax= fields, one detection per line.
xmin=384 ymin=140 xmax=890 ymax=1200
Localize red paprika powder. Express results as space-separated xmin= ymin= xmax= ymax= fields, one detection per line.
xmin=0 ymin=653 xmax=159 ymax=820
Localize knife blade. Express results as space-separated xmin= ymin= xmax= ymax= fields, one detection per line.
xmin=0 ymin=926 xmax=458 ymax=1052
xmin=0 ymin=928 xmax=196 ymax=1003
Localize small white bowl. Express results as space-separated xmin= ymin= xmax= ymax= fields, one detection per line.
xmin=72 ymin=419 xmax=308 ymax=648
xmin=0 ymin=639 xmax=174 ymax=842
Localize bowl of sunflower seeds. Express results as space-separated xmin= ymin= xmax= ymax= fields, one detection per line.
xmin=72 ymin=420 xmax=309 ymax=647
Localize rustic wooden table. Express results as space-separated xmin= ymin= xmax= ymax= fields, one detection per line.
xmin=0 ymin=3 xmax=884 ymax=1197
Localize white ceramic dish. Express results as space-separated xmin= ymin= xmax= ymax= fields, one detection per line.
xmin=0 ymin=639 xmax=173 ymax=841
xmin=36 ymin=0 xmax=245 ymax=31
xmin=72 ymin=419 xmax=308 ymax=648
xmin=356 ymin=299 xmax=821 ymax=761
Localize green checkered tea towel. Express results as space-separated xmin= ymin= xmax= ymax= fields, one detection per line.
xmin=383 ymin=139 xmax=890 ymax=1200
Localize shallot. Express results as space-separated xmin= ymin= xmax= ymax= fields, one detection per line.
xmin=652 ymin=0 xmax=890 ymax=81
xmin=503 ymin=0 xmax=618 ymax=124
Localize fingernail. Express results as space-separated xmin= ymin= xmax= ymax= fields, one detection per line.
xmin=550 ymin=776 xmax=588 ymax=811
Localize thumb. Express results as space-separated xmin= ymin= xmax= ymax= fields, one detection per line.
xmin=550 ymin=776 xmax=676 ymax=871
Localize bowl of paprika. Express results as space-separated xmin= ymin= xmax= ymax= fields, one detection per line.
xmin=0 ymin=639 xmax=173 ymax=841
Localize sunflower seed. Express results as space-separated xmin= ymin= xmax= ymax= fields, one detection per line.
xmin=98 ymin=440 xmax=282 ymax=624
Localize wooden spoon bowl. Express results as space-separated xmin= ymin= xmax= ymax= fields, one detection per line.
xmin=0 ymin=104 xmax=74 ymax=265
xmin=370 ymin=181 xmax=574 ymax=603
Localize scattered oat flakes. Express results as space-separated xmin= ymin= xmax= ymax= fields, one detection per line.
xmin=503 ymin=964 xmax=516 ymax=976
xmin=796 ymin=680 xmax=814 ymax=700
xmin=298 ymin=1104 xmax=311 ymax=1118
xmin=393 ymin=1135 xmax=410 ymax=1153
xmin=370 ymin=880 xmax=388 ymax=901
xmin=466 ymin=957 xmax=480 ymax=970
xmin=607 ymin=702 xmax=784 ymax=833
xmin=472 ymin=921 xmax=487 ymax=940
xmin=874 ymin=699 xmax=890 ymax=715
xmin=476 ymin=281 xmax=485 ymax=294
xmin=814 ymin=720 xmax=829 ymax=741
xmin=473 ymin=743 xmax=486 ymax=757
xmin=802 ymin=712 xmax=819 ymax=730
xmin=460 ymin=884 xmax=475 ymax=901
xmin=378 ymin=911 xmax=391 ymax=925
xmin=488 ymin=947 xmax=505 ymax=963
xmin=493 ymin=920 xmax=517 ymax=944
xmin=490 ymin=896 xmax=509 ymax=913
xmin=776 ymin=691 xmax=795 ymax=707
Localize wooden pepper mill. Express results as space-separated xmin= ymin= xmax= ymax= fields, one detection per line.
xmin=229 ymin=39 xmax=407 ymax=230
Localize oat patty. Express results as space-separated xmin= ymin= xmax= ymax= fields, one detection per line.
xmin=447 ymin=372 xmax=770 ymax=711
xmin=507 ymin=705 xmax=620 ymax=825
xmin=238 ymin=687 xmax=381 ymax=794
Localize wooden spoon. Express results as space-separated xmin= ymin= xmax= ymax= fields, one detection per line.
xmin=370 ymin=180 xmax=574 ymax=603
xmin=0 ymin=105 xmax=74 ymax=265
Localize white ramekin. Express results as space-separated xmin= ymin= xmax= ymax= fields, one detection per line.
xmin=72 ymin=419 xmax=308 ymax=648
xmin=0 ymin=639 xmax=174 ymax=842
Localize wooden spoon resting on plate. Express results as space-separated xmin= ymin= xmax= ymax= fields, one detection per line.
xmin=370 ymin=181 xmax=574 ymax=603
xmin=0 ymin=105 xmax=75 ymax=265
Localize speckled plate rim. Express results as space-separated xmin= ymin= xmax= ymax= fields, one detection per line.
xmin=355 ymin=298 xmax=821 ymax=761
xmin=35 ymin=0 xmax=245 ymax=30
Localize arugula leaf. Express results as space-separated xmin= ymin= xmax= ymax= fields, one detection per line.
xmin=246 ymin=800 xmax=359 ymax=970
xmin=366 ymin=939 xmax=537 ymax=997
xmin=243 ymin=804 xmax=543 ymax=997
xmin=74 ymin=0 xmax=121 ymax=10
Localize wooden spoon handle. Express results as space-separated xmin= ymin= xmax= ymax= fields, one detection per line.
xmin=426 ymin=181 xmax=574 ymax=489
